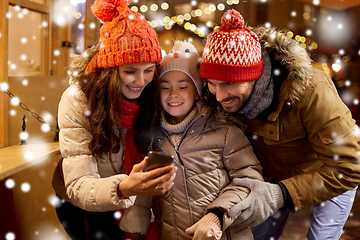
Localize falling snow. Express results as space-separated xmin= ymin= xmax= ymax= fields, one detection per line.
xmin=5 ymin=232 xmax=15 ymax=240
xmin=21 ymin=182 xmax=31 ymax=192
xmin=5 ymin=178 xmax=15 ymax=189
xmin=1 ymin=1 xmax=360 ymax=239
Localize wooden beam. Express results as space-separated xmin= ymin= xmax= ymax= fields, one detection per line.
xmin=85 ymin=0 xmax=100 ymax=49
xmin=0 ymin=0 xmax=9 ymax=148
xmin=9 ymin=0 xmax=50 ymax=13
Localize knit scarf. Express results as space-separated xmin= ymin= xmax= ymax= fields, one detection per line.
xmin=239 ymin=49 xmax=274 ymax=120
xmin=161 ymin=101 xmax=201 ymax=147
xmin=121 ymin=98 xmax=142 ymax=175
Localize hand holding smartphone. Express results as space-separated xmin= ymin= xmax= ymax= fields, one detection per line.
xmin=147 ymin=151 xmax=174 ymax=171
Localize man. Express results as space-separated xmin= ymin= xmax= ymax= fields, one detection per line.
xmin=201 ymin=9 xmax=360 ymax=240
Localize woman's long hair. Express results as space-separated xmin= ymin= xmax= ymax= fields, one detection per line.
xmin=68 ymin=41 xmax=160 ymax=168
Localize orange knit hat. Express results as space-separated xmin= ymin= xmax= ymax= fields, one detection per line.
xmin=85 ymin=0 xmax=162 ymax=74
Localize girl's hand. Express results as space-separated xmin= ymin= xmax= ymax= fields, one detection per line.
xmin=118 ymin=157 xmax=177 ymax=198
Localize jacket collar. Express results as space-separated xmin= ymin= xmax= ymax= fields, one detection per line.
xmin=250 ymin=26 xmax=313 ymax=104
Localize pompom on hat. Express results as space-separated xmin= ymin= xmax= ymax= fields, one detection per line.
xmin=201 ymin=9 xmax=263 ymax=82
xmin=158 ymin=40 xmax=203 ymax=95
xmin=85 ymin=0 xmax=162 ymax=74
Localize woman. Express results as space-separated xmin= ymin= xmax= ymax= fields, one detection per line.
xmin=52 ymin=0 xmax=176 ymax=239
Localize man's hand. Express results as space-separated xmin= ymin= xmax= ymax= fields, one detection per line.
xmin=185 ymin=213 xmax=222 ymax=240
xmin=228 ymin=178 xmax=284 ymax=228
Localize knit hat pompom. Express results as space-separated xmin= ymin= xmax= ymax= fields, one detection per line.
xmin=85 ymin=0 xmax=161 ymax=74
xmin=201 ymin=9 xmax=263 ymax=82
xmin=171 ymin=40 xmax=198 ymax=53
xmin=91 ymin=0 xmax=128 ymax=22
xmin=221 ymin=9 xmax=244 ymax=29
xmin=159 ymin=40 xmax=203 ymax=95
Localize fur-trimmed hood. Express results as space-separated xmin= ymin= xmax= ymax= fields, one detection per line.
xmin=250 ymin=26 xmax=313 ymax=103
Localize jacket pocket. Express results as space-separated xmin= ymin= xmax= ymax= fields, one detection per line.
xmin=318 ymin=118 xmax=352 ymax=145
xmin=264 ymin=123 xmax=306 ymax=145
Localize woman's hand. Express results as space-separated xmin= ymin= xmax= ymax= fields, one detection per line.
xmin=118 ymin=157 xmax=177 ymax=198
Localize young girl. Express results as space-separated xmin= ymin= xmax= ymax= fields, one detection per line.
xmin=120 ymin=41 xmax=264 ymax=240
xmin=52 ymin=0 xmax=177 ymax=239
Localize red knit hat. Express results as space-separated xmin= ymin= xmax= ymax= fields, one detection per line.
xmin=201 ymin=9 xmax=263 ymax=82
xmin=85 ymin=0 xmax=162 ymax=74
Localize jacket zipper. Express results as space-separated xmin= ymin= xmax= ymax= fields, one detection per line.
xmin=226 ymin=228 xmax=231 ymax=240
xmin=161 ymin=114 xmax=205 ymax=227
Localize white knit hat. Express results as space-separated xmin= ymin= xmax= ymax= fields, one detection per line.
xmin=158 ymin=40 xmax=203 ymax=95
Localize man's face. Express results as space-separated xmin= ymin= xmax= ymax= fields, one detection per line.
xmin=207 ymin=79 xmax=256 ymax=113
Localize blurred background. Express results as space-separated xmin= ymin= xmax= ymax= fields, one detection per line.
xmin=1 ymin=0 xmax=360 ymax=147
xmin=0 ymin=0 xmax=360 ymax=147
xmin=0 ymin=1 xmax=360 ymax=239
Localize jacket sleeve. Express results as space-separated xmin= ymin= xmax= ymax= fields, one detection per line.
xmin=58 ymin=85 xmax=135 ymax=211
xmin=206 ymin=125 xmax=264 ymax=230
xmin=281 ymin=70 xmax=360 ymax=211
xmin=120 ymin=196 xmax=153 ymax=234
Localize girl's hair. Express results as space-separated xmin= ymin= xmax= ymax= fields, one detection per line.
xmin=68 ymin=41 xmax=160 ymax=167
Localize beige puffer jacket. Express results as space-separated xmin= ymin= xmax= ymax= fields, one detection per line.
xmin=157 ymin=103 xmax=263 ymax=240
xmin=56 ymin=85 xmax=136 ymax=211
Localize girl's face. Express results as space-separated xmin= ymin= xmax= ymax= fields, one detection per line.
xmin=118 ymin=62 xmax=156 ymax=100
xmin=160 ymin=71 xmax=198 ymax=123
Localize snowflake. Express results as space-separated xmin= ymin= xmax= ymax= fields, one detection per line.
xmin=5 ymin=232 xmax=15 ymax=240
xmin=21 ymin=182 xmax=31 ymax=192
xmin=19 ymin=131 xmax=29 ymax=141
xmin=5 ymin=178 xmax=15 ymax=189
xmin=10 ymin=110 xmax=16 ymax=116
xmin=24 ymin=151 xmax=34 ymax=160
xmin=272 ymin=211 xmax=281 ymax=219
xmin=41 ymin=123 xmax=50 ymax=132
xmin=273 ymin=69 xmax=281 ymax=76
xmin=84 ymin=110 xmax=91 ymax=117
xmin=10 ymin=97 xmax=20 ymax=106
xmin=0 ymin=82 xmax=9 ymax=91
xmin=20 ymin=37 xmax=27 ymax=44
xmin=114 ymin=211 xmax=122 ymax=219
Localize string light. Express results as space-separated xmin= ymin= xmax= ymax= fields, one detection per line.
xmin=126 ymin=0 xmax=320 ymax=49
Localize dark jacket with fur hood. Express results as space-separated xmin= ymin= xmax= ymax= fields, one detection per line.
xmin=246 ymin=26 xmax=360 ymax=211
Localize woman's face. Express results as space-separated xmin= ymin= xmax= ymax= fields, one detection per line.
xmin=160 ymin=71 xmax=198 ymax=123
xmin=118 ymin=62 xmax=156 ymax=100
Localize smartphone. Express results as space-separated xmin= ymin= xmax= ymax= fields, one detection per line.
xmin=147 ymin=151 xmax=174 ymax=171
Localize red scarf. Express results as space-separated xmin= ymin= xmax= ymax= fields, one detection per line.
xmin=117 ymin=100 xmax=160 ymax=239
xmin=121 ymin=98 xmax=143 ymax=175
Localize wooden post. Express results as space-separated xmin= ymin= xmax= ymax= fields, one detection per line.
xmin=0 ymin=0 xmax=9 ymax=148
